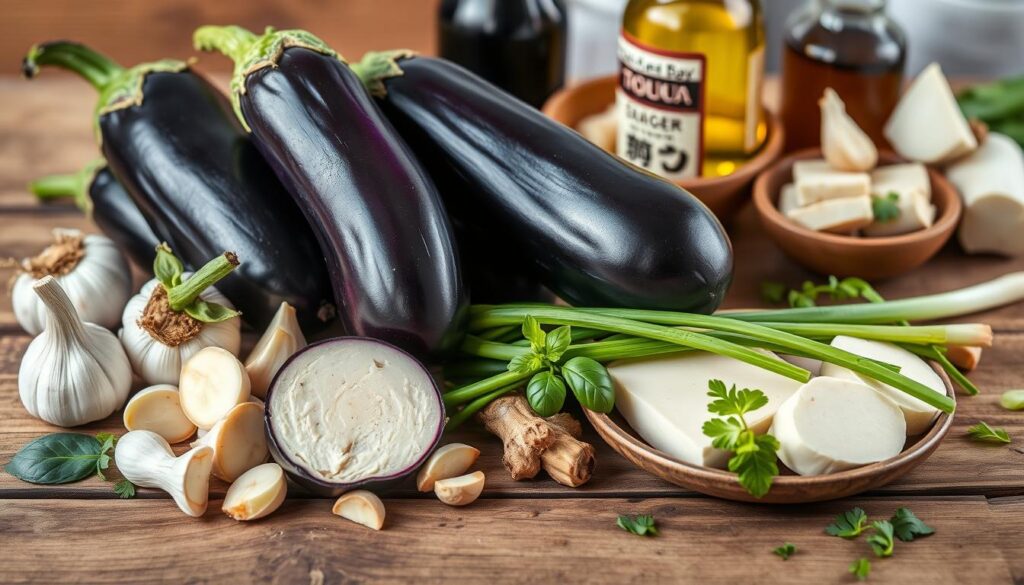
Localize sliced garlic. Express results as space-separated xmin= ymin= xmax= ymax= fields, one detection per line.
xmin=115 ymin=430 xmax=214 ymax=517
xmin=190 ymin=401 xmax=268 ymax=482
xmin=332 ymin=490 xmax=386 ymax=530
xmin=416 ymin=443 xmax=481 ymax=492
xmin=222 ymin=463 xmax=287 ymax=521
xmin=434 ymin=471 xmax=486 ymax=506
xmin=123 ymin=384 xmax=197 ymax=444
xmin=245 ymin=302 xmax=307 ymax=399
xmin=179 ymin=346 xmax=251 ymax=430
xmin=820 ymin=88 xmax=878 ymax=172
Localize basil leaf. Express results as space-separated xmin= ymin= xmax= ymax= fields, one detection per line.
xmin=507 ymin=353 xmax=543 ymax=374
xmin=5 ymin=433 xmax=102 ymax=484
xmin=562 ymin=357 xmax=615 ymax=413
xmin=184 ymin=298 xmax=241 ymax=323
xmin=544 ymin=325 xmax=572 ymax=362
xmin=526 ymin=371 xmax=567 ymax=417
xmin=153 ymin=243 xmax=184 ymax=289
xmin=522 ymin=316 xmax=546 ymax=354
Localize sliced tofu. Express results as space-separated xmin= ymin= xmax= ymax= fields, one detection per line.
xmin=795 ymin=170 xmax=871 ymax=206
xmin=770 ymin=376 xmax=906 ymax=476
xmin=786 ymin=195 xmax=873 ymax=233
xmin=819 ymin=335 xmax=946 ymax=435
xmin=820 ymin=87 xmax=878 ymax=172
xmin=946 ymin=132 xmax=1024 ymax=257
xmin=862 ymin=187 xmax=936 ymax=237
xmin=792 ymin=159 xmax=833 ymax=183
xmin=883 ymin=63 xmax=977 ymax=164
xmin=871 ymin=163 xmax=931 ymax=201
xmin=778 ymin=183 xmax=800 ymax=215
xmin=607 ymin=351 xmax=804 ymax=469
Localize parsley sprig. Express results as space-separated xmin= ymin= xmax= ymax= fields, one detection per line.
xmin=849 ymin=558 xmax=871 ymax=581
xmin=826 ymin=506 xmax=935 ymax=579
xmin=773 ymin=542 xmax=796 ymax=560
xmin=701 ymin=379 xmax=779 ymax=498
xmin=871 ymin=191 xmax=902 ymax=223
xmin=825 ymin=507 xmax=869 ymax=538
xmin=617 ymin=514 xmax=658 ymax=537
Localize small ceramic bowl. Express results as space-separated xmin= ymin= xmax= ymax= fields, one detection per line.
xmin=752 ymin=149 xmax=962 ymax=280
xmin=542 ymin=75 xmax=785 ymax=220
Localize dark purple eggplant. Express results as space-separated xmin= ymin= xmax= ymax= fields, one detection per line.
xmin=22 ymin=41 xmax=333 ymax=332
xmin=30 ymin=161 xmax=160 ymax=271
xmin=194 ymin=26 xmax=467 ymax=356
xmin=354 ymin=53 xmax=734 ymax=314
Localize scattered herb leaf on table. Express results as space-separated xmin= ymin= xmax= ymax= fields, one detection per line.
xmin=5 ymin=433 xmax=116 ymax=484
xmin=773 ymin=543 xmax=796 ymax=560
xmin=867 ymin=520 xmax=896 ymax=558
xmin=826 ymin=507 xmax=870 ymax=538
xmin=849 ymin=558 xmax=871 ymax=581
xmin=889 ymin=508 xmax=934 ymax=542
xmin=617 ymin=514 xmax=658 ymax=537
xmin=966 ymin=422 xmax=1012 ymax=444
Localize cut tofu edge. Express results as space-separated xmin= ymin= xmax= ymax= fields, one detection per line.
xmin=883 ymin=63 xmax=977 ymax=164
xmin=786 ymin=195 xmax=873 ymax=233
xmin=863 ymin=187 xmax=935 ymax=237
xmin=795 ymin=171 xmax=871 ymax=206
xmin=947 ymin=132 xmax=1024 ymax=256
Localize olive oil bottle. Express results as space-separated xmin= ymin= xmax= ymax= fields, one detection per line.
xmin=617 ymin=0 xmax=766 ymax=179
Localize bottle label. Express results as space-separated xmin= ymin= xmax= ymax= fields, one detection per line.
xmin=616 ymin=32 xmax=705 ymax=180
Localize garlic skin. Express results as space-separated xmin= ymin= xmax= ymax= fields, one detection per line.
xmin=120 ymin=276 xmax=241 ymax=385
xmin=820 ymin=88 xmax=878 ymax=172
xmin=12 ymin=229 xmax=131 ymax=336
xmin=19 ymin=276 xmax=132 ymax=427
xmin=245 ymin=302 xmax=307 ymax=399
xmin=115 ymin=430 xmax=214 ymax=517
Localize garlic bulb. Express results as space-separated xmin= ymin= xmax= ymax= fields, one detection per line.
xmin=115 ymin=430 xmax=214 ymax=517
xmin=245 ymin=302 xmax=307 ymax=399
xmin=120 ymin=246 xmax=242 ymax=385
xmin=18 ymin=276 xmax=132 ymax=426
xmin=12 ymin=228 xmax=131 ymax=335
xmin=820 ymin=88 xmax=878 ymax=172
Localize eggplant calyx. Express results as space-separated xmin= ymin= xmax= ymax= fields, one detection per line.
xmin=28 ymin=159 xmax=106 ymax=214
xmin=350 ymin=50 xmax=417 ymax=98
xmin=193 ymin=25 xmax=341 ymax=132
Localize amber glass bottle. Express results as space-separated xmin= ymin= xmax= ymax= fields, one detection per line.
xmin=617 ymin=0 xmax=766 ymax=179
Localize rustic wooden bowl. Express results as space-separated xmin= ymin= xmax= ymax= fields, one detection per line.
xmin=584 ymin=364 xmax=955 ymax=504
xmin=752 ymin=149 xmax=962 ymax=280
xmin=542 ymin=75 xmax=785 ymax=221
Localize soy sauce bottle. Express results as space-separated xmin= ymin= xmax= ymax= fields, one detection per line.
xmin=439 ymin=0 xmax=567 ymax=108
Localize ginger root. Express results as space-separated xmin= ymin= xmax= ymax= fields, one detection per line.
xmin=477 ymin=394 xmax=595 ymax=487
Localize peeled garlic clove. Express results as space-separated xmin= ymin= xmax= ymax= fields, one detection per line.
xmin=190 ymin=401 xmax=268 ymax=482
xmin=416 ymin=443 xmax=481 ymax=492
xmin=115 ymin=430 xmax=214 ymax=517
xmin=179 ymin=346 xmax=251 ymax=430
xmin=245 ymin=302 xmax=306 ymax=399
xmin=820 ymin=88 xmax=878 ymax=172
xmin=332 ymin=490 xmax=386 ymax=530
xmin=123 ymin=384 xmax=197 ymax=444
xmin=222 ymin=463 xmax=287 ymax=521
xmin=434 ymin=471 xmax=486 ymax=506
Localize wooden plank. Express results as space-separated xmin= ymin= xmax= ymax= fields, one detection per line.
xmin=990 ymin=496 xmax=1024 ymax=582
xmin=0 ymin=496 xmax=1014 ymax=584
xmin=2 ymin=330 xmax=1022 ymax=499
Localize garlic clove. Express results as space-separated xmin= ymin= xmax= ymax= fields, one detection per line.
xmin=123 ymin=384 xmax=197 ymax=444
xmin=416 ymin=443 xmax=481 ymax=492
xmin=434 ymin=471 xmax=486 ymax=506
xmin=820 ymin=88 xmax=878 ymax=172
xmin=115 ymin=430 xmax=214 ymax=517
xmin=332 ymin=490 xmax=386 ymax=530
xmin=190 ymin=401 xmax=268 ymax=482
xmin=245 ymin=302 xmax=307 ymax=399
xmin=179 ymin=346 xmax=251 ymax=430
xmin=222 ymin=463 xmax=287 ymax=521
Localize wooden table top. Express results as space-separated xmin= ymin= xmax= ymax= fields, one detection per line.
xmin=1 ymin=77 xmax=1022 ymax=584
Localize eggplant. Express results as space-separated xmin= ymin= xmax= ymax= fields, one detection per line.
xmin=23 ymin=42 xmax=333 ymax=332
xmin=354 ymin=53 xmax=734 ymax=314
xmin=30 ymin=160 xmax=160 ymax=271
xmin=194 ymin=26 xmax=467 ymax=356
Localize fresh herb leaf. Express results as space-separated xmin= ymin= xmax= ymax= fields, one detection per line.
xmin=544 ymin=325 xmax=572 ymax=362
xmin=867 ymin=520 xmax=895 ymax=557
xmin=760 ymin=281 xmax=787 ymax=304
xmin=889 ymin=508 xmax=934 ymax=542
xmin=616 ymin=514 xmax=658 ymax=537
xmin=526 ymin=370 xmax=567 ymax=417
xmin=872 ymin=192 xmax=902 ymax=223
xmin=849 ymin=558 xmax=871 ymax=581
xmin=702 ymin=380 xmax=779 ymax=498
xmin=825 ymin=507 xmax=869 ymax=538
xmin=702 ymin=417 xmax=746 ymax=450
xmin=522 ymin=315 xmax=546 ymax=354
xmin=153 ymin=243 xmax=184 ymax=289
xmin=706 ymin=379 xmax=768 ymax=417
xmin=562 ymin=357 xmax=615 ymax=413
xmin=114 ymin=478 xmax=137 ymax=499
xmin=5 ymin=433 xmax=105 ymax=484
xmin=183 ymin=298 xmax=241 ymax=323
xmin=727 ymin=431 xmax=779 ymax=498
xmin=966 ymin=421 xmax=1012 ymax=444
xmin=773 ymin=542 xmax=796 ymax=560
xmin=507 ymin=353 xmax=543 ymax=374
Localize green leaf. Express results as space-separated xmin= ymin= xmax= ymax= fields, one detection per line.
xmin=616 ymin=514 xmax=658 ymax=537
xmin=728 ymin=433 xmax=779 ymax=499
xmin=867 ymin=520 xmax=895 ymax=557
xmin=760 ymin=281 xmax=786 ymax=304
xmin=706 ymin=380 xmax=768 ymax=417
xmin=787 ymin=289 xmax=816 ymax=308
xmin=772 ymin=542 xmax=796 ymax=560
xmin=872 ymin=192 xmax=902 ymax=223
xmin=544 ymin=326 xmax=572 ymax=362
xmin=114 ymin=479 xmax=136 ymax=499
xmin=966 ymin=421 xmax=1012 ymax=444
xmin=562 ymin=357 xmax=615 ymax=413
xmin=4 ymin=433 xmax=103 ymax=484
xmin=849 ymin=558 xmax=871 ymax=581
xmin=94 ymin=432 xmax=116 ymax=480
xmin=153 ymin=243 xmax=184 ymax=289
xmin=507 ymin=353 xmax=543 ymax=374
xmin=825 ymin=507 xmax=869 ymax=538
xmin=889 ymin=508 xmax=934 ymax=542
xmin=702 ymin=417 xmax=745 ymax=450
xmin=525 ymin=371 xmax=567 ymax=417
xmin=1000 ymin=390 xmax=1024 ymax=411
xmin=183 ymin=298 xmax=241 ymax=323
xmin=522 ymin=316 xmax=546 ymax=354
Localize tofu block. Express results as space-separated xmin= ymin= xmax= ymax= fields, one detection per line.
xmin=778 ymin=183 xmax=800 ymax=215
xmin=792 ymin=159 xmax=833 ymax=183
xmin=871 ymin=163 xmax=931 ymax=200
xmin=607 ymin=351 xmax=804 ymax=469
xmin=795 ymin=170 xmax=871 ymax=206
xmin=819 ymin=336 xmax=946 ymax=435
xmin=946 ymin=132 xmax=1024 ymax=256
xmin=770 ymin=377 xmax=906 ymax=476
xmin=883 ymin=63 xmax=977 ymax=164
xmin=786 ymin=195 xmax=873 ymax=233
xmin=820 ymin=87 xmax=878 ymax=172
xmin=862 ymin=187 xmax=936 ymax=237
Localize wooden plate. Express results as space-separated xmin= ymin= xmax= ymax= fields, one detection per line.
xmin=584 ymin=363 xmax=956 ymax=504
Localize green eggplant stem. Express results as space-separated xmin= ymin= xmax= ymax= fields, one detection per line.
xmin=166 ymin=252 xmax=239 ymax=311
xmin=22 ymin=41 xmax=123 ymax=90
xmin=192 ymin=25 xmax=260 ymax=66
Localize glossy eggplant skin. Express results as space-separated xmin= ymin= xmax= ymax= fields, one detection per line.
xmin=372 ymin=57 xmax=733 ymax=314
xmin=100 ymin=70 xmax=333 ymax=332
xmin=239 ymin=48 xmax=467 ymax=356
xmin=87 ymin=166 xmax=160 ymax=271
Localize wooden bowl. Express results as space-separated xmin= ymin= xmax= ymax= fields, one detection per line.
xmin=752 ymin=149 xmax=962 ymax=280
xmin=542 ymin=75 xmax=785 ymax=220
xmin=584 ymin=364 xmax=955 ymax=504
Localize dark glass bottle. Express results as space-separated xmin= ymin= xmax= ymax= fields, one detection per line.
xmin=439 ymin=0 xmax=567 ymax=108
